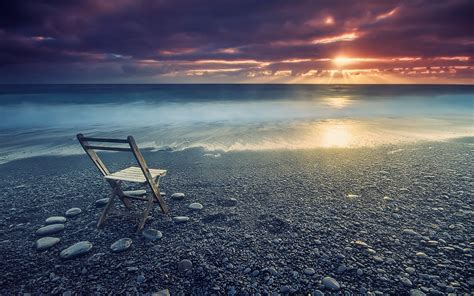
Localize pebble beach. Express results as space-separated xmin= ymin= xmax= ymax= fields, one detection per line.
xmin=0 ymin=139 xmax=473 ymax=295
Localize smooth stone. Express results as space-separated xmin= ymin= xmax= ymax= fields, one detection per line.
xmin=406 ymin=267 xmax=416 ymax=274
xmin=313 ymin=290 xmax=325 ymax=296
xmin=354 ymin=240 xmax=369 ymax=248
xmin=60 ymin=241 xmax=93 ymax=259
xmin=403 ymin=229 xmax=420 ymax=236
xmin=36 ymin=224 xmax=65 ymax=236
xmin=45 ymin=216 xmax=66 ymax=224
xmin=142 ymin=229 xmax=163 ymax=241
xmin=346 ymin=194 xmax=359 ymax=198
xmin=251 ymin=270 xmax=259 ymax=277
xmin=222 ymin=198 xmax=238 ymax=207
xmin=136 ymin=274 xmax=145 ymax=284
xmin=171 ymin=193 xmax=185 ymax=200
xmin=36 ymin=237 xmax=60 ymax=250
xmin=95 ymin=198 xmax=109 ymax=207
xmin=322 ymin=276 xmax=340 ymax=291
xmin=178 ymin=259 xmax=192 ymax=272
xmin=188 ymin=202 xmax=203 ymax=210
xmin=401 ymin=277 xmax=413 ymax=287
xmin=373 ymin=256 xmax=384 ymax=263
xmin=409 ymin=289 xmax=426 ymax=296
xmin=123 ymin=189 xmax=146 ymax=196
xmin=65 ymin=208 xmax=82 ymax=217
xmin=152 ymin=289 xmax=170 ymax=296
xmin=304 ymin=268 xmax=315 ymax=275
xmin=110 ymin=238 xmax=132 ymax=252
xmin=416 ymin=252 xmax=428 ymax=258
xmin=173 ymin=216 xmax=190 ymax=223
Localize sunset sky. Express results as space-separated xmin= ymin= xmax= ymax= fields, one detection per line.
xmin=1 ymin=0 xmax=473 ymax=84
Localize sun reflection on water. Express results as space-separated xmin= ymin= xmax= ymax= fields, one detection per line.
xmin=325 ymin=97 xmax=352 ymax=109
xmin=319 ymin=121 xmax=353 ymax=147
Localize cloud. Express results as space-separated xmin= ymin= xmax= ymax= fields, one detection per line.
xmin=0 ymin=0 xmax=473 ymax=83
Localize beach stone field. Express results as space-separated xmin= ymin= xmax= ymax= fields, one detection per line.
xmin=0 ymin=140 xmax=472 ymax=295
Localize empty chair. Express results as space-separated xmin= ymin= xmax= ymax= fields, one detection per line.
xmin=77 ymin=134 xmax=168 ymax=231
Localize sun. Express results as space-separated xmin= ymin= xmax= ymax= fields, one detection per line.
xmin=333 ymin=56 xmax=354 ymax=67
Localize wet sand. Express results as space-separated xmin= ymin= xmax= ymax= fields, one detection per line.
xmin=0 ymin=140 xmax=473 ymax=295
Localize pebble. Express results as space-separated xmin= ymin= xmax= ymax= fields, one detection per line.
xmin=95 ymin=198 xmax=109 ymax=207
xmin=36 ymin=237 xmax=60 ymax=250
xmin=313 ymin=290 xmax=325 ymax=296
xmin=136 ymin=274 xmax=145 ymax=284
xmin=354 ymin=240 xmax=369 ymax=248
xmin=142 ymin=229 xmax=163 ymax=241
xmin=110 ymin=238 xmax=132 ymax=252
xmin=322 ymin=276 xmax=340 ymax=291
xmin=123 ymin=189 xmax=147 ymax=196
xmin=178 ymin=259 xmax=192 ymax=272
xmin=403 ymin=229 xmax=420 ymax=236
xmin=406 ymin=267 xmax=416 ymax=274
xmin=416 ymin=252 xmax=428 ymax=258
xmin=409 ymin=289 xmax=426 ymax=296
xmin=36 ymin=224 xmax=65 ymax=236
xmin=45 ymin=216 xmax=66 ymax=224
xmin=173 ymin=216 xmax=190 ymax=223
xmin=251 ymin=270 xmax=259 ymax=277
xmin=346 ymin=194 xmax=359 ymax=198
xmin=373 ymin=256 xmax=384 ymax=263
xmin=222 ymin=198 xmax=238 ymax=207
xmin=401 ymin=277 xmax=413 ymax=287
xmin=188 ymin=202 xmax=203 ymax=210
xmin=60 ymin=241 xmax=93 ymax=259
xmin=171 ymin=193 xmax=185 ymax=200
xmin=65 ymin=208 xmax=82 ymax=217
xmin=280 ymin=286 xmax=290 ymax=293
xmin=152 ymin=289 xmax=170 ymax=296
xmin=304 ymin=268 xmax=315 ymax=275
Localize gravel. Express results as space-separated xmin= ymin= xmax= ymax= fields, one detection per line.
xmin=0 ymin=141 xmax=472 ymax=294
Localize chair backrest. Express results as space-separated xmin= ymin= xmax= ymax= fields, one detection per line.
xmin=76 ymin=133 xmax=150 ymax=178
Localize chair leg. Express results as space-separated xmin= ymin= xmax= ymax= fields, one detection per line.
xmin=97 ymin=186 xmax=119 ymax=228
xmin=137 ymin=193 xmax=155 ymax=231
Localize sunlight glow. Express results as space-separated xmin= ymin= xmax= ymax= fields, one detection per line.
xmin=319 ymin=121 xmax=352 ymax=147
xmin=325 ymin=97 xmax=352 ymax=109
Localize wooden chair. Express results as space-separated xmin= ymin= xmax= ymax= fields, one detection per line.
xmin=77 ymin=134 xmax=169 ymax=231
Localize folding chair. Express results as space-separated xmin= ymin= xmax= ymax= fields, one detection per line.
xmin=77 ymin=134 xmax=169 ymax=231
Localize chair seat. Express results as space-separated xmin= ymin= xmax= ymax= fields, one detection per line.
xmin=104 ymin=166 xmax=166 ymax=183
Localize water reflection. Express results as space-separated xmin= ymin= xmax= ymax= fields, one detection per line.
xmin=319 ymin=121 xmax=353 ymax=147
xmin=324 ymin=97 xmax=352 ymax=109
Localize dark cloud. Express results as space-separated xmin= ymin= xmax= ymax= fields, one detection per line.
xmin=0 ymin=0 xmax=473 ymax=83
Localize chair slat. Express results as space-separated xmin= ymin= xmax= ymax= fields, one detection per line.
xmin=80 ymin=137 xmax=129 ymax=143
xmin=83 ymin=145 xmax=132 ymax=152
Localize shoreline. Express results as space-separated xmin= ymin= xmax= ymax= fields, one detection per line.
xmin=1 ymin=141 xmax=473 ymax=294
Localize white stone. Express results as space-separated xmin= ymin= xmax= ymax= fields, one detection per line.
xmin=322 ymin=276 xmax=340 ymax=291
xmin=142 ymin=229 xmax=163 ymax=241
xmin=173 ymin=216 xmax=190 ymax=223
xmin=188 ymin=203 xmax=203 ymax=210
xmin=45 ymin=216 xmax=67 ymax=224
xmin=171 ymin=193 xmax=185 ymax=200
xmin=110 ymin=238 xmax=132 ymax=252
xmin=36 ymin=237 xmax=60 ymax=250
xmin=60 ymin=241 xmax=93 ymax=259
xmin=36 ymin=224 xmax=65 ymax=236
xmin=65 ymin=208 xmax=82 ymax=217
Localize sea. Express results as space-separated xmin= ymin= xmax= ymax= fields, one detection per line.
xmin=0 ymin=84 xmax=473 ymax=163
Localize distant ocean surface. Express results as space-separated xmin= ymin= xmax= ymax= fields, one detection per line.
xmin=0 ymin=84 xmax=473 ymax=163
